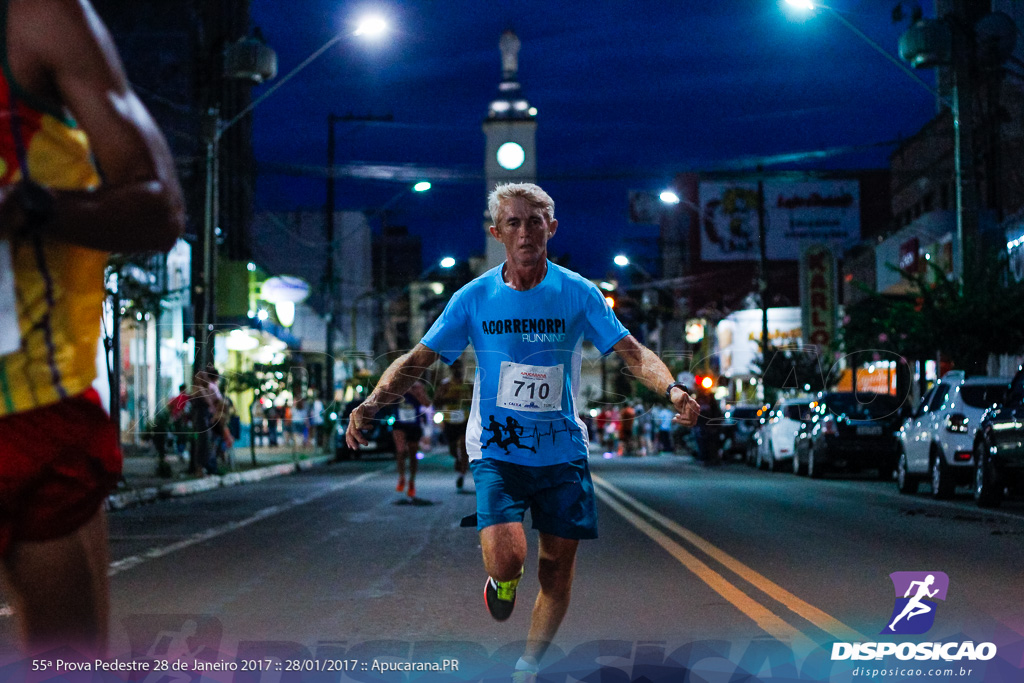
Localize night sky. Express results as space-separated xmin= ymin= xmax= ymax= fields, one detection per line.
xmin=248 ymin=0 xmax=939 ymax=279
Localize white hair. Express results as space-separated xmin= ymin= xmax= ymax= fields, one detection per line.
xmin=487 ymin=182 xmax=555 ymax=224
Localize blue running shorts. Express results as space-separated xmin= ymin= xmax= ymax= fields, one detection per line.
xmin=469 ymin=458 xmax=598 ymax=540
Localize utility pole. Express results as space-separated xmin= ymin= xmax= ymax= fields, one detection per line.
xmin=324 ymin=112 xmax=393 ymax=411
xmin=757 ymin=170 xmax=769 ymax=360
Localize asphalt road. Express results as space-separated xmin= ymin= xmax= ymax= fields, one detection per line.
xmin=2 ymin=451 xmax=1022 ymax=682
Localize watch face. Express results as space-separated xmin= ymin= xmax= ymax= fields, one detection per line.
xmin=496 ymin=142 xmax=525 ymax=170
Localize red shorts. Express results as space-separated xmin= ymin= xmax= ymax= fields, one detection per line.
xmin=0 ymin=388 xmax=122 ymax=556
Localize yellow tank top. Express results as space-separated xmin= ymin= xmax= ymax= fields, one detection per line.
xmin=0 ymin=1 xmax=106 ymax=416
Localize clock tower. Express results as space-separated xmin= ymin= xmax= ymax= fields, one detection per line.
xmin=483 ymin=29 xmax=537 ymax=270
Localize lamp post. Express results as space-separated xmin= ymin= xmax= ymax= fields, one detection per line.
xmin=193 ymin=16 xmax=388 ymax=472
xmin=783 ymin=0 xmax=978 ymax=282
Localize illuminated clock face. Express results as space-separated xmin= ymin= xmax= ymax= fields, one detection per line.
xmin=496 ymin=142 xmax=525 ymax=170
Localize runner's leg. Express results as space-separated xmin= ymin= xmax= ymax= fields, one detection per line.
xmin=480 ymin=521 xmax=527 ymax=582
xmin=1 ymin=507 xmax=110 ymax=656
xmin=407 ymin=435 xmax=419 ymax=497
xmin=523 ymin=533 xmax=578 ymax=664
xmin=393 ymin=429 xmax=408 ymax=491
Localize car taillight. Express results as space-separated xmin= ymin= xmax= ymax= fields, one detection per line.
xmin=945 ymin=413 xmax=969 ymax=433
xmin=954 ymin=450 xmax=973 ymax=462
xmin=822 ymin=416 xmax=839 ymax=436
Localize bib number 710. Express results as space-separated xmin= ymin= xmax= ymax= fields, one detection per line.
xmin=497 ymin=362 xmax=563 ymax=412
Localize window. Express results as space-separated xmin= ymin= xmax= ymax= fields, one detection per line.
xmin=928 ymin=385 xmax=950 ymax=412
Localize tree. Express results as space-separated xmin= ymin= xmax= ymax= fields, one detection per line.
xmin=842 ymin=245 xmax=1024 ymax=376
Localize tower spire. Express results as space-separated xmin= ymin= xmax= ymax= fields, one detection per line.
xmin=487 ymin=29 xmax=534 ymax=121
xmin=500 ymin=29 xmax=520 ymax=81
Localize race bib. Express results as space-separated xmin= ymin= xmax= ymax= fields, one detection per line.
xmin=497 ymin=361 xmax=563 ymax=412
xmin=446 ymin=409 xmax=466 ymax=424
xmin=397 ymin=404 xmax=418 ymax=422
xmin=0 ymin=241 xmax=20 ymax=356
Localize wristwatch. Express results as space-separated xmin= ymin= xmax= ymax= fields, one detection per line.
xmin=664 ymin=381 xmax=688 ymax=401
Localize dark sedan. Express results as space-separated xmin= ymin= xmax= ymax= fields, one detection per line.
xmin=794 ymin=392 xmax=906 ymax=479
xmin=972 ymin=366 xmax=1024 ymax=508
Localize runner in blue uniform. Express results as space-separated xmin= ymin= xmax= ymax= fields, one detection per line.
xmin=392 ymin=381 xmax=430 ymax=499
xmin=346 ymin=183 xmax=699 ymax=682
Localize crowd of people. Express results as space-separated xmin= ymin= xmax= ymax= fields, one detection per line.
xmin=151 ymin=373 xmax=331 ymax=478
xmin=587 ymin=385 xmax=723 ymax=463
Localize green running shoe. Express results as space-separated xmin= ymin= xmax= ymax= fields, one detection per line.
xmin=484 ymin=570 xmax=522 ymax=621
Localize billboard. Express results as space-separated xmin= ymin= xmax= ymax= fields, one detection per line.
xmin=699 ymin=180 xmax=860 ymax=261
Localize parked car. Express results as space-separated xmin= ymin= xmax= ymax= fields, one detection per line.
xmin=972 ymin=366 xmax=1024 ymax=508
xmin=335 ymin=398 xmax=395 ymax=460
xmin=745 ymin=405 xmax=773 ymax=466
xmin=793 ymin=392 xmax=905 ymax=479
xmin=722 ymin=404 xmax=763 ymax=461
xmin=897 ymin=371 xmax=1009 ymax=498
xmin=755 ymin=399 xmax=813 ymax=471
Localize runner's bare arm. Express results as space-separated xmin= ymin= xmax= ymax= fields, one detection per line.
xmin=0 ymin=0 xmax=185 ymax=252
xmin=612 ymin=335 xmax=700 ymax=426
xmin=345 ymin=344 xmax=440 ymax=448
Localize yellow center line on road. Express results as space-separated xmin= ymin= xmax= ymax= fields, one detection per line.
xmin=593 ymin=475 xmax=867 ymax=644
xmin=594 ymin=486 xmax=815 ymax=649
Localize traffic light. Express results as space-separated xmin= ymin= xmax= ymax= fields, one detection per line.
xmin=694 ymin=374 xmax=715 ymax=390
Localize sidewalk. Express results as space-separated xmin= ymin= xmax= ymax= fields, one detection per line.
xmin=108 ymin=441 xmax=336 ymax=511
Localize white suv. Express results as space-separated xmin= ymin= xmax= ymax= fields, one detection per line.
xmin=755 ymin=398 xmax=813 ymax=472
xmin=897 ymin=371 xmax=1009 ymax=498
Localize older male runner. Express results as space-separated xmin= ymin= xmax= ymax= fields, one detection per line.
xmin=347 ymin=182 xmax=699 ymax=681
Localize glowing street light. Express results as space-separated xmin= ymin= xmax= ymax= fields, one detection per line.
xmin=613 ymin=254 xmax=630 ymax=268
xmin=413 ymin=181 xmax=432 ymax=193
xmin=782 ymin=0 xmax=976 ymax=281
xmin=354 ymin=16 xmax=388 ymax=38
xmin=659 ymin=190 xmax=680 ymax=204
xmin=440 ymin=256 xmax=457 ymax=269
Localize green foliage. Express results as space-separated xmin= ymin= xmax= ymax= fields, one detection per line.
xmin=841 ymin=245 xmax=1024 ymax=374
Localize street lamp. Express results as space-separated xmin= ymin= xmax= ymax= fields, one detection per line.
xmin=782 ymin=0 xmax=978 ymax=282
xmin=194 ymin=15 xmax=389 ymax=470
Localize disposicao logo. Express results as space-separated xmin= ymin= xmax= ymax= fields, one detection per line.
xmin=882 ymin=571 xmax=949 ymax=635
xmin=830 ymin=570 xmax=997 ymax=663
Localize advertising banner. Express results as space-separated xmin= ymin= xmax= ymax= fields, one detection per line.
xmin=699 ymin=180 xmax=860 ymax=261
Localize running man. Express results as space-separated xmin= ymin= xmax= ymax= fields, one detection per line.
xmin=889 ymin=574 xmax=939 ymax=631
xmin=434 ymin=358 xmax=472 ymax=488
xmin=392 ymin=380 xmax=431 ymax=498
xmin=481 ymin=414 xmax=506 ymax=452
xmin=347 ymin=183 xmax=698 ymax=680
xmin=502 ymin=416 xmax=536 ymax=454
xmin=0 ymin=0 xmax=185 ymax=656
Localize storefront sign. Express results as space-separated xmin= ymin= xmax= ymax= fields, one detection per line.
xmin=800 ymin=245 xmax=837 ymax=350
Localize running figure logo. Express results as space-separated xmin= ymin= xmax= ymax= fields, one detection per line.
xmin=481 ymin=415 xmax=536 ymax=454
xmin=881 ymin=571 xmax=949 ymax=635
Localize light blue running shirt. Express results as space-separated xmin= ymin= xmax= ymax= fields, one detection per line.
xmin=421 ymin=261 xmax=629 ymax=466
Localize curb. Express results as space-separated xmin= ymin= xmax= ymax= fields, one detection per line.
xmin=106 ymin=455 xmax=335 ymax=511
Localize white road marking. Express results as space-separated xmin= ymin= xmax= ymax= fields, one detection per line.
xmin=0 ymin=471 xmax=380 ymax=619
